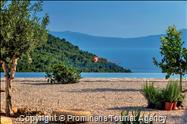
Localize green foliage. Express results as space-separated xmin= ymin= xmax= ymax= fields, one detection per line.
xmin=121 ymin=110 xmax=154 ymax=124
xmin=142 ymin=82 xmax=163 ymax=109
xmin=153 ymin=26 xmax=187 ymax=90
xmin=0 ymin=0 xmax=129 ymax=73
xmin=153 ymin=26 xmax=187 ymax=77
xmin=0 ymin=0 xmax=49 ymax=63
xmin=0 ymin=0 xmax=48 ymax=115
xmin=46 ymin=63 xmax=81 ymax=84
xmin=162 ymin=81 xmax=181 ymax=102
xmin=142 ymin=81 xmax=184 ymax=109
xmin=15 ymin=34 xmax=131 ymax=72
xmin=177 ymin=93 xmax=185 ymax=102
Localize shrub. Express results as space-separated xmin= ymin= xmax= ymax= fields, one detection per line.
xmin=177 ymin=93 xmax=185 ymax=107
xmin=142 ymin=82 xmax=163 ymax=109
xmin=46 ymin=63 xmax=81 ymax=84
xmin=162 ymin=81 xmax=181 ymax=102
xmin=142 ymin=81 xmax=184 ymax=110
xmin=121 ymin=110 xmax=154 ymax=124
xmin=177 ymin=93 xmax=185 ymax=102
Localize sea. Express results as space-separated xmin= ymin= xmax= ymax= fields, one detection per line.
xmin=0 ymin=72 xmax=187 ymax=79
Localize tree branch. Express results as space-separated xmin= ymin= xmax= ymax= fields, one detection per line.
xmin=2 ymin=61 xmax=10 ymax=78
xmin=10 ymin=57 xmax=18 ymax=80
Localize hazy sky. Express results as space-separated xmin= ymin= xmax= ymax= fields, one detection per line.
xmin=42 ymin=1 xmax=187 ymax=38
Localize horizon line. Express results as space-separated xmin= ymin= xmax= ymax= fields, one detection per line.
xmin=49 ymin=28 xmax=187 ymax=39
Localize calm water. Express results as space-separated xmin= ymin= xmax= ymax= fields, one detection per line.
xmin=0 ymin=72 xmax=187 ymax=79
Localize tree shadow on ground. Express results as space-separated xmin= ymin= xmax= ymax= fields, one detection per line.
xmin=107 ymin=106 xmax=154 ymax=112
xmin=60 ymin=88 xmax=141 ymax=93
xmin=167 ymin=109 xmax=187 ymax=123
xmin=20 ymin=82 xmax=77 ymax=86
xmin=82 ymin=79 xmax=139 ymax=83
xmin=183 ymin=108 xmax=187 ymax=123
xmin=20 ymin=82 xmax=53 ymax=86
xmin=81 ymin=79 xmax=175 ymax=83
xmin=1 ymin=79 xmax=46 ymax=83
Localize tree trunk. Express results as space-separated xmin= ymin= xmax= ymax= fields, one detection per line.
xmin=10 ymin=58 xmax=18 ymax=80
xmin=5 ymin=77 xmax=12 ymax=116
xmin=2 ymin=62 xmax=12 ymax=116
xmin=1 ymin=58 xmax=18 ymax=116
xmin=179 ymin=74 xmax=182 ymax=92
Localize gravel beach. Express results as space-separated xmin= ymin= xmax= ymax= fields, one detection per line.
xmin=1 ymin=78 xmax=187 ymax=124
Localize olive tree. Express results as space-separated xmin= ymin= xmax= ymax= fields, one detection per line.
xmin=0 ymin=0 xmax=49 ymax=115
xmin=153 ymin=26 xmax=187 ymax=91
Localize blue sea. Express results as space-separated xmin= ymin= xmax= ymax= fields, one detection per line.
xmin=0 ymin=72 xmax=187 ymax=79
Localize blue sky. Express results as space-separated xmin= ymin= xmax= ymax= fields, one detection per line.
xmin=42 ymin=1 xmax=187 ymax=38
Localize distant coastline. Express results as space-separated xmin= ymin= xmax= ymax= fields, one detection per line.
xmin=51 ymin=29 xmax=187 ymax=73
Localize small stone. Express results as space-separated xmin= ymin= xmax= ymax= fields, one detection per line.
xmin=173 ymin=107 xmax=178 ymax=110
xmin=12 ymin=107 xmax=18 ymax=114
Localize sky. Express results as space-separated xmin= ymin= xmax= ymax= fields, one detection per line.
xmin=42 ymin=1 xmax=187 ymax=38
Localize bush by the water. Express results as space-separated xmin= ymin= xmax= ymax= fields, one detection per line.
xmin=46 ymin=63 xmax=81 ymax=84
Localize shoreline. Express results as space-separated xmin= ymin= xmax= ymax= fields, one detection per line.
xmin=1 ymin=72 xmax=187 ymax=79
xmin=1 ymin=77 xmax=187 ymax=80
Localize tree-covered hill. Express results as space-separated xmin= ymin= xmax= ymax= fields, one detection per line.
xmin=16 ymin=34 xmax=131 ymax=72
xmin=52 ymin=29 xmax=186 ymax=72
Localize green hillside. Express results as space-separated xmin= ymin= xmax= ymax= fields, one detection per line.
xmin=16 ymin=34 xmax=131 ymax=72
